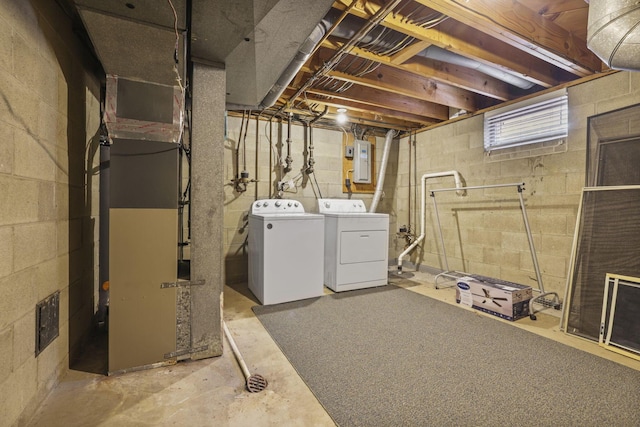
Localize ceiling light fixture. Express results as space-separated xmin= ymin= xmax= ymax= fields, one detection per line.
xmin=336 ymin=108 xmax=348 ymax=124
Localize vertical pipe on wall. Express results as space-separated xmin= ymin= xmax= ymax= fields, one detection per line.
xmin=396 ymin=170 xmax=463 ymax=272
xmin=285 ymin=113 xmax=293 ymax=172
xmin=97 ymin=137 xmax=110 ymax=326
xmin=369 ymin=129 xmax=395 ymax=213
xmin=407 ymin=130 xmax=412 ymax=231
xmin=255 ymin=113 xmax=260 ymax=201
xmin=413 ymin=132 xmax=418 ymax=229
xmin=268 ymin=116 xmax=273 ymax=197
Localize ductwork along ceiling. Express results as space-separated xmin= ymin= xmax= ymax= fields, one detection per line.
xmin=66 ymin=0 xmax=625 ymax=132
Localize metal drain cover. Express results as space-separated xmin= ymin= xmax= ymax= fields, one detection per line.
xmin=247 ymin=374 xmax=268 ymax=393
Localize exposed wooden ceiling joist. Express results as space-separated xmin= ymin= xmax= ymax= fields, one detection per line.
xmin=265 ymin=0 xmax=605 ymax=133
xmin=319 ymin=41 xmax=513 ymax=101
xmin=414 ymin=0 xmax=601 ymax=76
xmin=308 ymin=49 xmax=494 ymax=112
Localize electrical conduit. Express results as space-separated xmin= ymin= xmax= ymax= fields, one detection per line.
xmin=397 ymin=171 xmax=463 ymax=272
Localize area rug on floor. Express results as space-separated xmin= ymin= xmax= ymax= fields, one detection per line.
xmin=253 ymin=285 xmax=640 ymax=427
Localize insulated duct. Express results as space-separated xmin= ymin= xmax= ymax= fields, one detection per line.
xmin=587 ymin=0 xmax=640 ymax=70
xmin=226 ymin=23 xmax=329 ymax=110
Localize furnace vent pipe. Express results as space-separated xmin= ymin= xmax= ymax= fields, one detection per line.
xmin=397 ymin=171 xmax=463 ymax=272
xmin=419 ymin=46 xmax=535 ymax=90
xmin=369 ymin=129 xmax=396 ymax=213
xmin=587 ymin=0 xmax=640 ymax=71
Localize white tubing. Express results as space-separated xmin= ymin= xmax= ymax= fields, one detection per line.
xmin=223 ymin=321 xmax=251 ymax=380
xmin=369 ymin=129 xmax=395 ymax=213
xmin=397 ymin=170 xmax=463 ymax=271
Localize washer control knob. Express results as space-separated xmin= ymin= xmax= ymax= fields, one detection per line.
xmin=263 ymin=201 xmax=269 ymax=207
xmin=287 ymin=202 xmax=292 ymax=207
xmin=275 ymin=201 xmax=282 ymax=208
xmin=254 ymin=202 xmax=261 ymax=208
xmin=294 ymin=202 xmax=299 ymax=207
xmin=324 ymin=202 xmax=331 ymax=209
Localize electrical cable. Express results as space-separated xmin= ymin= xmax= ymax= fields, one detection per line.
xmin=242 ymin=110 xmax=251 ymax=171
xmin=236 ymin=111 xmax=246 ymax=191
xmin=167 ymin=0 xmax=185 ymax=146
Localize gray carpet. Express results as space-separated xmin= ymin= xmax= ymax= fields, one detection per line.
xmin=253 ymin=285 xmax=640 ymax=427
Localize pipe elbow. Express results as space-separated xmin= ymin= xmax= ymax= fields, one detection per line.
xmin=453 ymin=171 xmax=465 ymax=196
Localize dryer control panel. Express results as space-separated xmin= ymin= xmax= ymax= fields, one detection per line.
xmin=251 ymin=199 xmax=304 ymax=215
xmin=318 ymin=198 xmax=367 ymax=214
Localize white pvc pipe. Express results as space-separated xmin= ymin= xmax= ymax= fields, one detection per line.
xmin=369 ymin=129 xmax=395 ymax=213
xmin=223 ymin=321 xmax=251 ymax=381
xmin=397 ymin=170 xmax=463 ymax=272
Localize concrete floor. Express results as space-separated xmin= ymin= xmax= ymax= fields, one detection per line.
xmin=26 ymin=271 xmax=640 ymax=426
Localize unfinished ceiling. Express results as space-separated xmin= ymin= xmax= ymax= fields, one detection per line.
xmin=63 ymin=0 xmax=613 ymax=133
xmin=259 ymin=0 xmax=609 ymax=131
xmin=66 ymin=0 xmax=335 ymax=102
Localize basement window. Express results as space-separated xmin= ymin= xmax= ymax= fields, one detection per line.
xmin=484 ymin=89 xmax=568 ymax=152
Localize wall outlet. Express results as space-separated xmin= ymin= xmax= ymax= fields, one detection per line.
xmin=345 ymin=145 xmax=354 ymax=158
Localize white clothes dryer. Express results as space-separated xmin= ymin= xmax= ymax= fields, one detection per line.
xmin=318 ymin=199 xmax=389 ymax=292
xmin=248 ymin=199 xmax=324 ymax=305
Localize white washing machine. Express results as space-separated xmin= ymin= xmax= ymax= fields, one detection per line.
xmin=318 ymin=199 xmax=389 ymax=292
xmin=248 ymin=199 xmax=324 ymax=305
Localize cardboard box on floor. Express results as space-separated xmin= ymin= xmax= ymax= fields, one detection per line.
xmin=456 ymin=276 xmax=532 ymax=321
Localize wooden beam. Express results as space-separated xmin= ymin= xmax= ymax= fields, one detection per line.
xmin=280 ymin=89 xmax=436 ymax=128
xmin=333 ymin=0 xmax=564 ymax=88
xmin=305 ymin=85 xmax=449 ymax=121
xmin=413 ymin=0 xmax=601 ymax=76
xmin=390 ymin=39 xmax=431 ymax=65
xmin=312 ymin=58 xmax=491 ymax=112
xmin=320 ymin=40 xmax=513 ymax=101
xmin=328 ymin=69 xmax=480 ymax=112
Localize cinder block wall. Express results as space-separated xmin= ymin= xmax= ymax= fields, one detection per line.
xmin=390 ymin=72 xmax=640 ymax=298
xmin=0 ymin=0 xmax=101 ymax=424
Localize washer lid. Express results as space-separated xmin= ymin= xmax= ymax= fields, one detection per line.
xmin=318 ymin=198 xmax=367 ymax=213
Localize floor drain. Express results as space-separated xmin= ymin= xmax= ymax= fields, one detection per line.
xmin=247 ymin=374 xmax=268 ymax=393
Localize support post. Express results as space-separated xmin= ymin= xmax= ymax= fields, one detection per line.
xmin=190 ymin=62 xmax=226 ymax=359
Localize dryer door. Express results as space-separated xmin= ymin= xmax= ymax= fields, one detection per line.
xmin=340 ymin=230 xmax=387 ymax=264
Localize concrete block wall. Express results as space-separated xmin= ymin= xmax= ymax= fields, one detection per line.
xmin=390 ymin=72 xmax=640 ymax=298
xmin=0 ymin=0 xmax=101 ymax=425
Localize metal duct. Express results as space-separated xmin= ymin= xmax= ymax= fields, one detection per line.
xmin=587 ymin=0 xmax=640 ymax=70
xmin=420 ymin=46 xmax=535 ymax=90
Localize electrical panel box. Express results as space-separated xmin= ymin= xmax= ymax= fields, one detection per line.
xmin=353 ymin=139 xmax=371 ymax=184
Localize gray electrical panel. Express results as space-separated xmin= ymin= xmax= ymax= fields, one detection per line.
xmin=353 ymin=139 xmax=371 ymax=184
